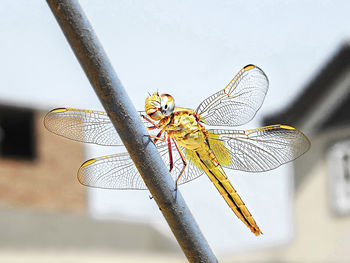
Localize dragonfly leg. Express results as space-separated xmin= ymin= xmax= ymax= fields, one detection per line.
xmin=148 ymin=128 xmax=167 ymax=144
xmin=168 ymin=136 xmax=174 ymax=172
xmin=141 ymin=114 xmax=162 ymax=128
xmin=172 ymin=138 xmax=187 ymax=191
xmin=147 ymin=126 xmax=158 ymax=130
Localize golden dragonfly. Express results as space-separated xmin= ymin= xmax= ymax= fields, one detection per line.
xmin=44 ymin=64 xmax=310 ymax=236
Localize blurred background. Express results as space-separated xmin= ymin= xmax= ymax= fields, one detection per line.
xmin=1 ymin=0 xmax=350 ymax=262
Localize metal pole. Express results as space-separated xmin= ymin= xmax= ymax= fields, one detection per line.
xmin=46 ymin=0 xmax=218 ymax=262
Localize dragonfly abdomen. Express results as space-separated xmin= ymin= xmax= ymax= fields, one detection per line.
xmin=195 ymin=148 xmax=262 ymax=236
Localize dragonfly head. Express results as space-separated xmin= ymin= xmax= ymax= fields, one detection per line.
xmin=145 ymin=92 xmax=175 ymax=121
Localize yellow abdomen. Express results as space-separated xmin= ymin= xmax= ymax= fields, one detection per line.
xmin=188 ymin=146 xmax=262 ymax=236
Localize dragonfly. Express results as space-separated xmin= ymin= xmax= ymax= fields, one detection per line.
xmin=44 ymin=64 xmax=310 ymax=236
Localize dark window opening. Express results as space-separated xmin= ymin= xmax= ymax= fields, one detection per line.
xmin=0 ymin=106 xmax=36 ymax=160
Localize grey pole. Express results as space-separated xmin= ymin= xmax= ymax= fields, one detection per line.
xmin=46 ymin=0 xmax=217 ymax=262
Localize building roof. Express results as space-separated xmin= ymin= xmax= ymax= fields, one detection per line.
xmin=264 ymin=42 xmax=350 ymax=134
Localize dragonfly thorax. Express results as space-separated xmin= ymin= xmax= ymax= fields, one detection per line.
xmin=145 ymin=92 xmax=175 ymax=121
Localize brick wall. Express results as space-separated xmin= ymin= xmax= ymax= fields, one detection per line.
xmin=0 ymin=112 xmax=85 ymax=212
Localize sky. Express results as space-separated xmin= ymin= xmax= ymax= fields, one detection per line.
xmin=1 ymin=0 xmax=350 ymax=254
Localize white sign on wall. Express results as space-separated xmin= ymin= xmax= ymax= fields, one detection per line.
xmin=327 ymin=140 xmax=350 ymax=215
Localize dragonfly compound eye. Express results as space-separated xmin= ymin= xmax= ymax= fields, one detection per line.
xmin=160 ymin=94 xmax=175 ymax=116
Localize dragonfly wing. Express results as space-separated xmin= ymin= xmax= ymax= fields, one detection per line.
xmin=196 ymin=65 xmax=269 ymax=126
xmin=78 ymin=153 xmax=148 ymax=190
xmin=77 ymin=139 xmax=204 ymax=189
xmin=44 ymin=108 xmax=151 ymax=146
xmin=208 ymin=125 xmax=310 ymax=172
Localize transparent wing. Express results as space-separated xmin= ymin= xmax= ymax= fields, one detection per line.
xmin=78 ymin=154 xmax=146 ymax=189
xmin=78 ymin=139 xmax=205 ymax=190
xmin=208 ymin=125 xmax=310 ymax=172
xmin=44 ymin=108 xmax=151 ymax=146
xmin=196 ymin=65 xmax=269 ymax=126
